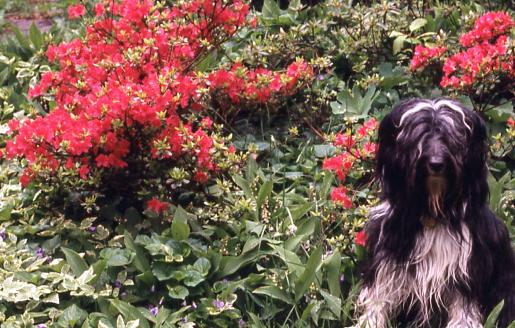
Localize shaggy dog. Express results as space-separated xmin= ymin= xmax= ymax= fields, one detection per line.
xmin=354 ymin=98 xmax=515 ymax=327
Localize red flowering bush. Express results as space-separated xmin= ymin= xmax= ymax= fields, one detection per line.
xmin=411 ymin=11 xmax=514 ymax=93
xmin=67 ymin=3 xmax=86 ymax=19
xmin=323 ymin=117 xmax=378 ymax=209
xmin=410 ymin=45 xmax=447 ymax=71
xmin=4 ymin=0 xmax=313 ymax=212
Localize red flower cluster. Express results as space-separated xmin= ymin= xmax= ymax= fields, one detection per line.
xmin=459 ymin=12 xmax=514 ymax=47
xmin=410 ymin=45 xmax=447 ymax=71
xmin=146 ymin=198 xmax=170 ymax=214
xmin=322 ymin=118 xmax=378 ymax=208
xmin=354 ymin=230 xmax=367 ymax=247
xmin=208 ymin=60 xmax=312 ymax=103
xmin=68 ymin=3 xmax=86 ymax=19
xmin=331 ymin=186 xmax=352 ymax=209
xmin=6 ymin=0 xmax=313 ymax=188
xmin=410 ymin=11 xmax=515 ymax=91
xmin=441 ymin=34 xmax=513 ymax=89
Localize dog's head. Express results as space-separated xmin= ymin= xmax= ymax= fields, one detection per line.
xmin=376 ymin=98 xmax=488 ymax=219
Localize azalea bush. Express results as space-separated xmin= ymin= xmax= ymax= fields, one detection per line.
xmin=410 ymin=11 xmax=514 ymax=110
xmin=4 ymin=0 xmax=312 ymax=216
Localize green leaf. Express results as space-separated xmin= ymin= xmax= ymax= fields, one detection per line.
xmin=100 ymin=248 xmax=134 ymax=267
xmin=0 ymin=204 xmax=13 ymax=221
xmin=484 ymin=300 xmax=504 ymax=328
xmin=0 ymin=67 xmax=10 ymax=86
xmin=124 ymin=231 xmax=151 ymax=273
xmin=256 ymin=180 xmax=273 ymax=213
xmin=272 ymin=245 xmax=304 ymax=277
xmin=193 ymin=257 xmax=211 ymax=276
xmin=248 ymin=313 xmax=267 ymax=328
xmin=10 ymin=24 xmax=31 ymax=50
xmin=330 ymin=101 xmax=344 ymax=115
xmin=29 ymin=23 xmax=44 ymax=50
xmin=253 ymin=285 xmax=293 ymax=304
xmin=409 ymin=18 xmax=427 ymax=32
xmin=167 ymin=285 xmax=189 ymax=299
xmin=195 ymin=50 xmax=218 ymax=71
xmin=320 ymin=289 xmax=341 ymax=319
xmin=262 ymin=0 xmax=281 ymax=18
xmin=290 ymin=203 xmax=312 ymax=222
xmin=361 ymin=86 xmax=378 ymax=115
xmin=325 ymin=251 xmax=341 ymax=298
xmin=183 ymin=270 xmax=205 ymax=287
xmin=314 ymin=144 xmax=336 ymax=158
xmin=393 ymin=35 xmax=407 ymax=55
xmin=172 ymin=206 xmax=191 ymax=240
xmin=485 ymin=102 xmax=513 ymax=123
xmin=61 ymin=247 xmax=88 ymax=276
xmin=233 ymin=174 xmax=253 ymax=199
xmin=109 ymin=300 xmax=150 ymax=328
xmin=152 ymin=262 xmax=184 ymax=281
xmin=294 ymin=246 xmax=322 ymax=302
xmin=57 ymin=304 xmax=87 ymax=327
xmin=217 ymin=249 xmax=270 ymax=278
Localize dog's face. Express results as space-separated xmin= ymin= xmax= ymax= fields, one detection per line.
xmin=376 ymin=98 xmax=488 ymax=218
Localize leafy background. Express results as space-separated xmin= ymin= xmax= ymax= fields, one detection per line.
xmin=0 ymin=0 xmax=513 ymax=327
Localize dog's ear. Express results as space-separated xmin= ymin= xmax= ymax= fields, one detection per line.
xmin=376 ymin=102 xmax=408 ymax=197
xmin=464 ymin=110 xmax=489 ymax=204
xmin=376 ymin=109 xmax=396 ymax=175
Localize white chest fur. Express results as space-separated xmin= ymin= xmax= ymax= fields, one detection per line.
xmin=356 ymin=221 xmax=478 ymax=327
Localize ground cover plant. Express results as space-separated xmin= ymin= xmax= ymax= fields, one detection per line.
xmin=0 ymin=0 xmax=513 ymax=327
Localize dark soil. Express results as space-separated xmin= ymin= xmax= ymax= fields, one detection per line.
xmin=3 ymin=0 xmax=61 ymax=34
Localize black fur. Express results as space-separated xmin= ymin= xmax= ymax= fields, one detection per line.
xmin=362 ymin=98 xmax=515 ymax=327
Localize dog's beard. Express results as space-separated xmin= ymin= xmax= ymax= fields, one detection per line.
xmin=426 ymin=176 xmax=447 ymax=218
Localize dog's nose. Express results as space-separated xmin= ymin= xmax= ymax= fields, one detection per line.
xmin=428 ymin=159 xmax=445 ymax=173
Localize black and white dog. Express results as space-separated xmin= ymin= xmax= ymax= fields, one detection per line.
xmin=355 ymin=98 xmax=514 ymax=327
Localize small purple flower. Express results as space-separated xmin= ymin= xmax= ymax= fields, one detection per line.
xmin=0 ymin=229 xmax=6 ymax=241
xmin=88 ymin=226 xmax=97 ymax=232
xmin=46 ymin=256 xmax=53 ymax=263
xmin=317 ymin=74 xmax=326 ymax=80
xmin=36 ymin=324 xmax=47 ymax=328
xmin=35 ymin=247 xmax=45 ymax=258
xmin=181 ymin=300 xmax=187 ymax=307
xmin=239 ymin=319 xmax=246 ymax=327
xmin=191 ymin=301 xmax=197 ymax=309
xmin=113 ymin=280 xmax=122 ymax=288
xmin=340 ymin=274 xmax=345 ymax=282
xmin=149 ymin=305 xmax=159 ymax=316
xmin=212 ymin=299 xmax=225 ymax=310
xmin=150 ymin=285 xmax=156 ymax=293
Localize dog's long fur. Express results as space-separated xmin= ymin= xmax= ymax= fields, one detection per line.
xmin=355 ymin=98 xmax=515 ymax=327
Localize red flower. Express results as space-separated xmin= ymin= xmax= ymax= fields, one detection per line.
xmin=355 ymin=230 xmax=367 ymax=247
xmin=330 ymin=186 xmax=353 ymax=209
xmin=508 ymin=117 xmax=515 ymax=128
xmin=194 ymin=170 xmax=209 ymax=183
xmin=68 ymin=4 xmax=86 ymax=19
xmin=147 ymin=198 xmax=170 ymax=214
xmin=459 ymin=12 xmax=514 ymax=47
xmin=323 ymin=154 xmax=353 ymax=181
xmin=410 ymin=45 xmax=447 ymax=71
xmin=19 ymin=170 xmax=33 ymax=187
xmin=94 ymin=3 xmax=104 ymax=16
xmin=334 ymin=133 xmax=355 ymax=149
